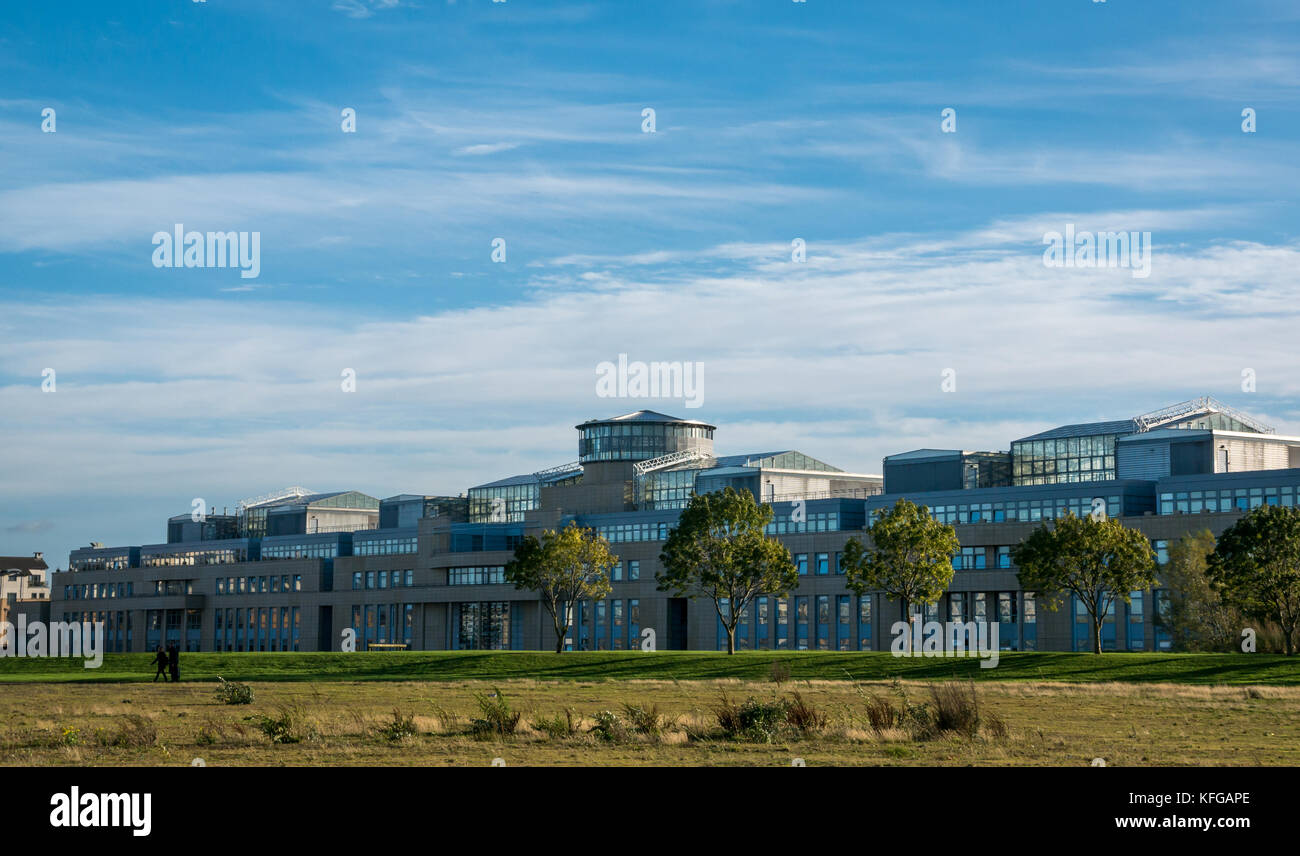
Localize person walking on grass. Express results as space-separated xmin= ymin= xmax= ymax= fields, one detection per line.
xmin=151 ymin=646 xmax=169 ymax=682
xmin=167 ymin=642 xmax=180 ymax=683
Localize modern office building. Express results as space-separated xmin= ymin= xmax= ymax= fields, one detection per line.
xmin=51 ymin=397 xmax=1300 ymax=654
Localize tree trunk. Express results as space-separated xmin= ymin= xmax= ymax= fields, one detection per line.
xmin=552 ymin=612 xmax=567 ymax=654
xmin=726 ymin=624 xmax=736 ymax=655
xmin=1092 ymin=614 xmax=1103 ymax=655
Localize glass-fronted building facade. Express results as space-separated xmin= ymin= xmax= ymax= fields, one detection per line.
xmin=50 ymin=400 xmax=1300 ymax=654
xmin=1012 ymin=431 xmax=1125 ymax=486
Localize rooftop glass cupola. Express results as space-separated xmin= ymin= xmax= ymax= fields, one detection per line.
xmin=576 ymin=410 xmax=716 ymax=464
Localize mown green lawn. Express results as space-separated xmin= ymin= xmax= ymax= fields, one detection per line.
xmin=1 ymin=650 xmax=1296 ymax=684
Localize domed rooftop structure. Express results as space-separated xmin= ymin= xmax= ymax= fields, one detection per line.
xmin=575 ymin=410 xmax=716 ymax=464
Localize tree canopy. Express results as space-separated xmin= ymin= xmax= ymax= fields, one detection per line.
xmin=505 ymin=522 xmax=617 ymax=653
xmin=1011 ymin=513 xmax=1157 ymax=654
xmin=1208 ymin=505 xmax=1300 ymax=655
xmin=841 ymin=498 xmax=959 ymax=619
xmin=657 ymin=487 xmax=798 ymax=654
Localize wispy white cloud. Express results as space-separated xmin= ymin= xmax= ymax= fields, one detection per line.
xmin=332 ymin=0 xmax=402 ymax=20
xmin=453 ymin=142 xmax=522 ymax=156
xmin=6 ymin=227 xmax=1299 ymax=518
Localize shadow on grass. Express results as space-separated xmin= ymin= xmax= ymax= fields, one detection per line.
xmin=0 ymin=651 xmax=1296 ymax=685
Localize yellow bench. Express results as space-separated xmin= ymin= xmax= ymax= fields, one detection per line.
xmin=367 ymin=642 xmax=409 ymax=651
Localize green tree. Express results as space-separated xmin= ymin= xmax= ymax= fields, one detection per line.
xmin=657 ymin=487 xmax=798 ymax=655
xmin=841 ymin=498 xmax=960 ymax=625
xmin=1011 ymin=513 xmax=1157 ymax=654
xmin=505 ymin=522 xmax=617 ymax=653
xmin=1207 ymin=505 xmax=1300 ymax=655
xmin=1161 ymin=530 xmax=1241 ymax=652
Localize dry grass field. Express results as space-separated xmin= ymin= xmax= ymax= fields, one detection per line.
xmin=1 ymin=677 xmax=1296 ymax=766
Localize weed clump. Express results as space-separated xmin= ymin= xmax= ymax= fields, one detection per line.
xmin=378 ymin=709 xmax=418 ymax=742
xmin=469 ymin=688 xmax=521 ymax=739
xmin=530 ymin=709 xmax=578 ymax=740
xmin=214 ymin=677 xmax=254 ymax=705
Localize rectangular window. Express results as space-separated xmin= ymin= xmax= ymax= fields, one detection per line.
xmin=997 ymin=591 xmax=1016 ymax=624
xmin=858 ymin=595 xmax=872 ymax=650
xmin=795 ymin=596 xmax=809 ymax=650
xmin=612 ymin=599 xmax=625 ymax=650
xmin=595 ymin=600 xmax=608 ymax=650
xmin=776 ymin=598 xmax=789 ymax=649
xmin=815 ymin=595 xmax=830 ymax=650
xmin=1128 ymin=590 xmax=1145 ymax=650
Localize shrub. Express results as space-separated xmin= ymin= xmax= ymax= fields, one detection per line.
xmin=255 ymin=705 xmax=318 ymax=745
xmin=715 ymin=693 xmax=790 ymax=743
xmin=102 ymin=715 xmax=158 ymax=748
xmin=929 ymin=682 xmax=980 ymax=738
xmin=784 ymin=691 xmax=827 ymax=735
xmin=739 ymin=698 xmax=790 ymax=743
xmin=590 ymin=710 xmax=629 ymax=743
xmin=60 ymin=727 xmax=80 ymax=747
xmin=622 ymin=702 xmax=676 ymax=739
xmin=769 ymin=661 xmax=791 ymax=685
xmin=714 ymin=692 xmax=743 ymax=736
xmin=469 ymin=688 xmax=521 ymax=740
xmin=214 ymin=677 xmax=254 ymax=705
xmin=429 ymin=706 xmax=464 ymax=735
xmin=899 ymin=696 xmax=937 ymax=740
xmin=378 ymin=709 xmax=417 ymax=742
xmin=863 ymin=695 xmax=900 ymax=734
xmin=531 ymin=709 xmax=578 ymax=740
xmin=860 ymin=683 xmax=935 ymax=740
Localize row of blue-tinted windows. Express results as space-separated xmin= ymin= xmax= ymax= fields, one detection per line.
xmin=951 ymin=546 xmax=1013 ymax=570
xmin=350 ymin=603 xmax=416 ymax=649
xmin=61 ymin=610 xmax=133 ymax=653
xmin=65 ymin=582 xmax=135 ymax=600
xmin=261 ymin=543 xmax=339 ymax=560
xmin=720 ymin=595 xmax=874 ymax=651
xmin=913 ymin=495 xmax=1125 ymax=525
xmin=570 ymin=598 xmax=641 ymax=650
xmin=914 ymin=591 xmax=1038 ymax=651
xmin=352 ymin=569 xmax=415 ymax=589
xmin=594 ymin=522 xmax=670 ymax=543
xmin=215 ymin=606 xmax=301 ymax=652
xmin=447 ymin=566 xmax=504 ymax=586
xmin=1070 ymin=592 xmax=1151 ymax=652
xmin=216 ymin=575 xmax=302 ymax=594
xmin=1159 ymin=485 xmax=1297 ymax=514
xmin=765 ymin=512 xmax=841 ymax=535
xmin=353 ymin=536 xmax=418 ymax=556
xmin=793 ymin=552 xmax=838 ymax=575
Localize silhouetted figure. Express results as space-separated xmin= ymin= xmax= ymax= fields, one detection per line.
xmin=167 ymin=643 xmax=180 ymax=683
xmin=151 ymin=646 xmax=169 ymax=682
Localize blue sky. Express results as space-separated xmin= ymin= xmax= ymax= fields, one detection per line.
xmin=2 ymin=0 xmax=1299 ymax=566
